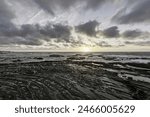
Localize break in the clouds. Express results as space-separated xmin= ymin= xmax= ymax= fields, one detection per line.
xmin=0 ymin=0 xmax=150 ymax=51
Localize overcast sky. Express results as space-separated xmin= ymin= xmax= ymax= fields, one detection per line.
xmin=0 ymin=0 xmax=150 ymax=52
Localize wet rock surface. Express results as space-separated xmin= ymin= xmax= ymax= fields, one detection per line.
xmin=0 ymin=60 xmax=150 ymax=100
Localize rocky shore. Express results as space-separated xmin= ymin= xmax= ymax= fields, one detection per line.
xmin=0 ymin=58 xmax=150 ymax=100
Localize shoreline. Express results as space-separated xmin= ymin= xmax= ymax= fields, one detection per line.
xmin=0 ymin=60 xmax=150 ymax=100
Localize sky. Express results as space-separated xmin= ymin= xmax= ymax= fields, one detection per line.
xmin=0 ymin=0 xmax=150 ymax=52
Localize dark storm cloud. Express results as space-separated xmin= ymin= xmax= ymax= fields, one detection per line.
xmin=122 ymin=29 xmax=150 ymax=39
xmin=33 ymin=0 xmax=109 ymax=15
xmin=102 ymin=26 xmax=120 ymax=38
xmin=34 ymin=0 xmax=54 ymax=15
xmin=39 ymin=23 xmax=71 ymax=42
xmin=122 ymin=30 xmax=142 ymax=38
xmin=0 ymin=23 xmax=72 ymax=46
xmin=0 ymin=0 xmax=16 ymax=35
xmin=0 ymin=0 xmax=15 ymax=22
xmin=34 ymin=0 xmax=78 ymax=14
xmin=112 ymin=0 xmax=150 ymax=24
xmin=75 ymin=20 xmax=99 ymax=36
xmin=0 ymin=36 xmax=42 ymax=46
xmin=85 ymin=0 xmax=107 ymax=10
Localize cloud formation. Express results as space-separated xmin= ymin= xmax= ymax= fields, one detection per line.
xmin=112 ymin=0 xmax=150 ymax=24
xmin=0 ymin=20 xmax=149 ymax=48
xmin=33 ymin=0 xmax=110 ymax=15
xmin=0 ymin=22 xmax=72 ymax=46
xmin=33 ymin=0 xmax=77 ymax=15
xmin=75 ymin=20 xmax=99 ymax=36
xmin=0 ymin=36 xmax=42 ymax=46
xmin=0 ymin=0 xmax=149 ymax=50
xmin=0 ymin=0 xmax=15 ymax=22
xmin=102 ymin=26 xmax=120 ymax=38
xmin=122 ymin=30 xmax=142 ymax=38
xmin=0 ymin=0 xmax=16 ymax=36
xmin=125 ymin=40 xmax=150 ymax=46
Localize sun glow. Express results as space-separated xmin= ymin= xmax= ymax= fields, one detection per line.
xmin=80 ymin=47 xmax=92 ymax=52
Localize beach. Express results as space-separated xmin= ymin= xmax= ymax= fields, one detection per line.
xmin=0 ymin=52 xmax=150 ymax=100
